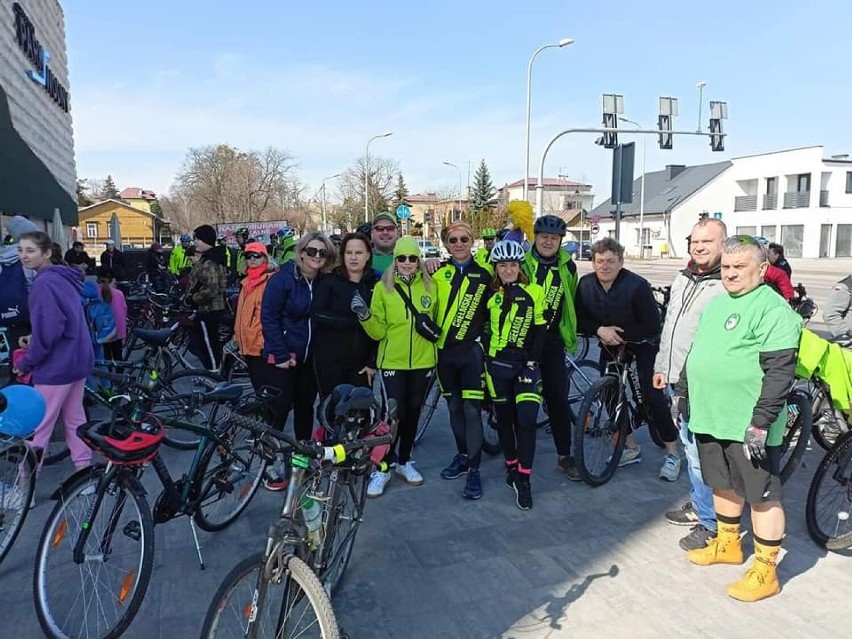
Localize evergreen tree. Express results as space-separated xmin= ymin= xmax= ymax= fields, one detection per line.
xmin=150 ymin=200 xmax=163 ymax=218
xmin=391 ymin=173 xmax=410 ymax=214
xmin=469 ymin=159 xmax=495 ymax=212
xmin=76 ymin=179 xmax=93 ymax=207
xmin=103 ymin=175 xmax=119 ymax=200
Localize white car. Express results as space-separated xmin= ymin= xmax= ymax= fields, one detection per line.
xmin=417 ymin=240 xmax=440 ymax=259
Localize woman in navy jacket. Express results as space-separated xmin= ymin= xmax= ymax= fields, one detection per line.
xmin=261 ymin=231 xmax=336 ymax=440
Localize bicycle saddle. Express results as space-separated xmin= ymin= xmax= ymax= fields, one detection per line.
xmin=133 ymin=326 xmax=175 ymax=346
xmin=334 ymin=387 xmax=376 ymax=417
xmin=202 ymin=383 xmax=243 ymax=404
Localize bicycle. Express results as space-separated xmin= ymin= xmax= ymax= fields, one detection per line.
xmin=33 ymin=374 xmax=267 ymax=639
xmin=572 ymin=340 xmax=666 ymax=487
xmin=808 ymin=335 xmax=852 ymax=451
xmin=534 ymin=353 xmax=601 ymax=431
xmin=806 ymin=428 xmax=852 ymax=551
xmin=200 ymin=386 xmax=396 ymax=639
xmin=777 ymin=387 xmax=813 ymax=484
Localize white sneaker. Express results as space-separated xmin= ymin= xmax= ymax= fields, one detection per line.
xmin=367 ymin=470 xmax=392 ymax=498
xmin=395 ymin=461 xmax=424 ymax=486
xmin=659 ymin=454 xmax=681 ymax=482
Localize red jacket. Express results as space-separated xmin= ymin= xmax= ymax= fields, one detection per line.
xmin=764 ymin=264 xmax=794 ymax=301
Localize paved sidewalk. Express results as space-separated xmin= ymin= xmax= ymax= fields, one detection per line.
xmin=1 ymin=404 xmax=849 ymax=638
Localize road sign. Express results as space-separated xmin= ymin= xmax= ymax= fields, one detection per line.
xmin=396 ymin=204 xmax=411 ymax=220
xmin=591 ymin=224 xmax=600 ymax=236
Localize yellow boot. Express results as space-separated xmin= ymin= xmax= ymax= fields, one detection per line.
xmin=687 ymin=521 xmax=744 ymax=566
xmin=726 ymin=541 xmax=781 ymax=602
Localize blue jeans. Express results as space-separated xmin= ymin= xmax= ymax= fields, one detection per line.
xmin=678 ymin=418 xmax=716 ymax=531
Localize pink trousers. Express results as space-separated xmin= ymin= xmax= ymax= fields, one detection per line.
xmin=30 ymin=379 xmax=91 ymax=468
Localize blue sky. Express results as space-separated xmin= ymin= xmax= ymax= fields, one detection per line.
xmin=65 ymin=0 xmax=852 ymax=204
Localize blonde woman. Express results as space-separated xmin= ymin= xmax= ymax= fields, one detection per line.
xmin=351 ymin=236 xmax=439 ymax=498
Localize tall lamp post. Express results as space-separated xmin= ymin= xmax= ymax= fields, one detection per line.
xmin=321 ymin=173 xmax=340 ymax=234
xmin=365 ymin=131 xmax=393 ymax=222
xmin=443 ymin=161 xmax=463 ymax=222
xmin=523 ymin=37 xmax=574 ymax=201
xmin=618 ymin=117 xmax=647 ymax=258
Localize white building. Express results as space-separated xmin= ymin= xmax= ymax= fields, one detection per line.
xmin=589 ymin=146 xmax=852 ymax=259
xmin=498 ymin=177 xmax=595 ymax=241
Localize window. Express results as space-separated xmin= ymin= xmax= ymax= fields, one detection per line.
xmin=837 ymin=224 xmax=852 ymax=258
xmin=846 ymin=172 xmax=852 ymax=194
xmin=736 ymin=226 xmax=757 ymax=236
xmin=780 ymin=225 xmax=804 ymax=258
xmin=797 ymin=173 xmax=811 ymax=193
xmin=760 ymin=226 xmax=776 ymax=242
xmin=765 ymin=177 xmax=776 ymax=194
xmin=86 ymin=222 xmax=97 ymax=238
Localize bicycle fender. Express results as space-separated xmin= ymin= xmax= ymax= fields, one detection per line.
xmin=49 ymin=463 xmax=109 ymax=500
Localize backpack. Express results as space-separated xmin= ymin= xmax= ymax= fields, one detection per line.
xmin=0 ymin=259 xmax=29 ymax=326
xmin=84 ymin=296 xmax=118 ymax=345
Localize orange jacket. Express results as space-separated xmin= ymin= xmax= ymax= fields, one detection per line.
xmin=234 ymin=270 xmax=274 ymax=357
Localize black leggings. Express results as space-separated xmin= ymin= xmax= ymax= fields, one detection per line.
xmin=246 ymin=356 xmax=317 ymax=441
xmin=380 ymin=368 xmax=432 ymax=465
xmin=539 ymin=335 xmax=572 ymax=456
xmin=599 ymin=342 xmax=677 ymax=443
xmin=488 ymin=361 xmax=541 ymax=472
xmin=437 ymin=342 xmax=485 ymax=468
xmin=103 ymin=339 xmax=124 ymax=362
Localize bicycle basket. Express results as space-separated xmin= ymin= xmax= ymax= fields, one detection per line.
xmin=77 ymin=415 xmax=164 ymax=465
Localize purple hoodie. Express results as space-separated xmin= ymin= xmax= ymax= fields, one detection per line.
xmin=17 ymin=265 xmax=94 ymax=385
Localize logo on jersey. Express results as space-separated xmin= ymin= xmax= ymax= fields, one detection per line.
xmin=724 ymin=313 xmax=740 ymax=331
xmin=382 ymin=370 xmax=396 ymax=378
xmin=420 ymin=295 xmax=432 ymax=309
xmin=444 ymin=270 xmax=453 ymax=280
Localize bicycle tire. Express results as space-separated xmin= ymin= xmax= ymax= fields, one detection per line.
xmin=200 ymin=552 xmax=340 ymax=639
xmin=0 ymin=443 xmax=36 ymax=565
xmin=573 ymin=375 xmax=628 ymax=487
xmin=571 ymin=335 xmax=591 ymax=361
xmin=779 ymin=389 xmax=813 ymax=484
xmin=481 ymin=409 xmax=502 ymax=456
xmin=155 ymin=369 xmax=224 ymax=450
xmin=414 ymin=375 xmax=440 ymax=447
xmin=34 ymin=467 xmax=155 ymax=639
xmin=193 ymin=422 xmax=268 ymax=532
xmin=321 ymin=469 xmax=367 ymax=595
xmin=805 ymin=431 xmax=852 ymax=551
xmin=811 ymin=383 xmax=846 ymax=451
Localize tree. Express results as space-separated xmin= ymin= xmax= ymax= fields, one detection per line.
xmin=103 ymin=175 xmax=119 ymax=200
xmin=390 ymin=173 xmax=409 ymax=214
xmin=469 ymin=160 xmax=495 ymax=212
xmin=76 ymin=179 xmax=93 ymax=207
xmin=149 ymin=199 xmax=163 ymax=218
xmin=336 ymin=155 xmax=398 ymax=227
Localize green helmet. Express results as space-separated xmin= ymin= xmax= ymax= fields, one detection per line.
xmin=481 ymin=228 xmax=497 ymax=239
xmin=235 ymin=227 xmax=250 ymax=239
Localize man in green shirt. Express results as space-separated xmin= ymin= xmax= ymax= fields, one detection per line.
xmin=370 ymin=212 xmax=400 ymax=275
xmin=675 ymin=235 xmax=802 ymax=602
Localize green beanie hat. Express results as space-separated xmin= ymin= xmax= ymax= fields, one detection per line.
xmin=393 ymin=236 xmax=420 ymax=258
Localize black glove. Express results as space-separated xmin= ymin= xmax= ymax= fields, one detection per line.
xmin=743 ymin=425 xmax=768 ymax=461
xmin=350 ymin=291 xmax=371 ymax=321
xmin=670 ymin=395 xmax=689 ymax=426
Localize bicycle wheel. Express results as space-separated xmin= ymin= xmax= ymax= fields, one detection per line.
xmin=779 ymin=389 xmax=813 ymax=484
xmin=194 ymin=421 xmax=268 ymax=532
xmin=811 ymin=383 xmax=847 ymax=451
xmin=0 ymin=443 xmax=36 ymax=564
xmin=805 ymin=431 xmax=852 ymax=551
xmin=201 ymin=552 xmax=340 ymax=639
xmin=566 ymin=359 xmax=601 ymax=408
xmin=34 ymin=467 xmax=155 ymax=639
xmin=480 ymin=405 xmax=502 ymax=456
xmin=571 ymin=335 xmax=591 ymax=361
xmin=321 ymin=468 xmax=367 ymax=595
xmin=572 ymin=375 xmax=629 ymax=487
xmin=414 ymin=375 xmax=440 ymax=447
xmin=155 ymin=369 xmax=224 ymax=450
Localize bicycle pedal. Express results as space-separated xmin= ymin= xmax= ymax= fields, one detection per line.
xmin=123 ymin=520 xmax=141 ymax=541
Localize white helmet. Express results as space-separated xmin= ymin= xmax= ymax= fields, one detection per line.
xmin=489 ymin=240 xmax=525 ymax=263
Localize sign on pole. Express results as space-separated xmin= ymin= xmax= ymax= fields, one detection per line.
xmin=396 ymin=204 xmax=411 ymax=220
xmin=590 ymin=224 xmax=600 ymax=236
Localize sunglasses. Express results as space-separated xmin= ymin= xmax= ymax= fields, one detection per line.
xmin=244 ymin=253 xmax=266 ymax=260
xmin=448 ymin=236 xmax=470 ymax=244
xmin=302 ymin=247 xmax=328 ymax=258
xmin=395 ymin=255 xmax=419 ymax=263
xmin=373 ymin=225 xmax=397 ymax=233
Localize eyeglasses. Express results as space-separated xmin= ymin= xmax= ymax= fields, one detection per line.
xmin=302 ymin=247 xmax=328 ymax=258
xmin=373 ymin=225 xmax=397 ymax=233
xmin=395 ymin=255 xmax=419 ymax=263
xmin=244 ymin=253 xmax=266 ymax=260
xmin=448 ymin=236 xmax=470 ymax=244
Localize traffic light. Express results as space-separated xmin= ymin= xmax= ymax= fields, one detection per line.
xmin=709 ymin=101 xmax=728 ymax=152
xmin=601 ymin=94 xmax=623 ymax=149
xmin=657 ymin=96 xmax=678 ymax=150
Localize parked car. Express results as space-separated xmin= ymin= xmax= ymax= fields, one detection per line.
xmin=564 ymin=241 xmax=591 ymax=260
xmin=417 ymin=239 xmax=440 ymax=259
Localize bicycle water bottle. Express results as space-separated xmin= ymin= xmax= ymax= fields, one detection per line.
xmin=300 ymin=495 xmax=324 ymax=549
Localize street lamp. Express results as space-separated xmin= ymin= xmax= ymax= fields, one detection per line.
xmin=365 ymin=131 xmax=393 ymax=222
xmin=524 ymin=37 xmax=574 ymax=201
xmin=443 ymin=161 xmax=463 ymax=221
xmin=618 ymin=116 xmax=647 ymax=258
xmin=696 ymin=81 xmax=707 ymax=132
xmin=321 ymin=173 xmax=340 ymax=234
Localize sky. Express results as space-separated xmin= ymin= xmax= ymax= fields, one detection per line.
xmin=65 ymin=0 xmax=852 ymax=207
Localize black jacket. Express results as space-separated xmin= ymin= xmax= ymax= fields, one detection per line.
xmin=100 ymin=249 xmax=126 ymax=279
xmin=310 ymin=270 xmax=379 ymax=368
xmin=145 ymin=250 xmax=166 ymax=275
xmin=575 ymin=268 xmax=660 ymax=341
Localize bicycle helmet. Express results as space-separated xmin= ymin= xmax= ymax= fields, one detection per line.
xmin=356 ymin=222 xmax=374 ymax=236
xmin=179 ymin=233 xmax=192 ymax=243
xmin=481 ymin=228 xmax=497 ymax=239
xmin=533 ymin=214 xmax=566 ymax=237
xmin=320 ymin=385 xmax=378 ymax=442
xmin=77 ymin=415 xmax=164 ymax=465
xmin=0 ymin=385 xmax=46 ymax=438
xmin=489 ymin=239 xmax=526 ymax=263
xmin=277 ymin=227 xmax=294 ymax=238
xmin=235 ymin=227 xmax=250 ymax=239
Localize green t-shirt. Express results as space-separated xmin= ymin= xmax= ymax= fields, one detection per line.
xmin=372 ymin=252 xmax=394 ymax=276
xmin=686 ymin=284 xmax=802 ymax=446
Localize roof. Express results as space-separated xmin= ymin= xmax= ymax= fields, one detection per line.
xmin=552 ymin=209 xmax=584 ymax=226
xmin=119 ymin=187 xmax=157 ymax=200
xmin=407 ymin=193 xmax=439 ymax=203
xmin=78 ymin=199 xmax=160 ymax=219
xmin=502 ymin=177 xmax=590 ymax=189
xmin=589 ymin=161 xmax=731 ymax=219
